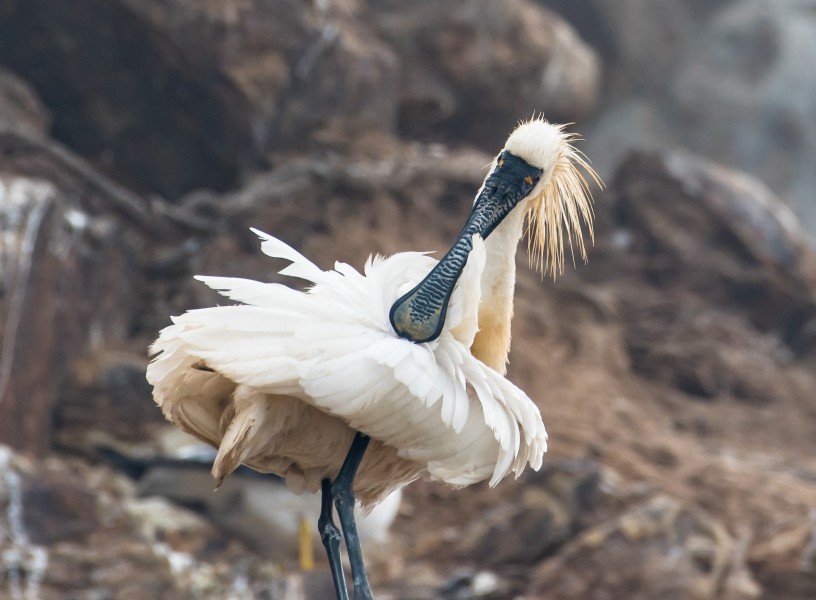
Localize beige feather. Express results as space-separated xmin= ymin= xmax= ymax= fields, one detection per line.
xmin=524 ymin=126 xmax=602 ymax=278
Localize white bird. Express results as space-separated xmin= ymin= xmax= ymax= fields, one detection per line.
xmin=99 ymin=444 xmax=402 ymax=569
xmin=146 ymin=117 xmax=597 ymax=600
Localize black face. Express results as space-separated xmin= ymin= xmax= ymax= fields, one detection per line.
xmin=388 ymin=150 xmax=543 ymax=344
xmin=465 ymin=150 xmax=543 ymax=241
xmin=491 ymin=150 xmax=543 ymax=197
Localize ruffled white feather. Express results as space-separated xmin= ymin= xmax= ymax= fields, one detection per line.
xmin=147 ymin=230 xmax=547 ymax=502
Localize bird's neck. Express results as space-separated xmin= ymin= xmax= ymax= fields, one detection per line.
xmin=470 ymin=207 xmax=525 ymax=374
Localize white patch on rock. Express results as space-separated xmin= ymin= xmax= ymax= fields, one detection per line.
xmin=0 ymin=446 xmax=49 ymax=600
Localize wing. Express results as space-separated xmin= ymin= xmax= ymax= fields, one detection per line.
xmin=148 ymin=231 xmax=546 ymax=487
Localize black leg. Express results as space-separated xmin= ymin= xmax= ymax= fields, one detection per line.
xmin=319 ymin=478 xmax=349 ymax=600
xmin=333 ymin=432 xmax=373 ymax=600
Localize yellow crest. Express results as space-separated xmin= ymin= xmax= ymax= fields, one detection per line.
xmin=521 ymin=123 xmax=601 ymax=277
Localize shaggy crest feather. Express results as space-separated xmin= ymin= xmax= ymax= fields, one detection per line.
xmin=505 ymin=117 xmax=602 ymax=278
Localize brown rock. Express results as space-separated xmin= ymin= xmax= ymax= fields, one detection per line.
xmin=370 ymin=0 xmax=600 ymax=147
xmin=176 ymin=144 xmax=491 ymax=288
xmin=749 ymin=515 xmax=816 ymax=600
xmin=0 ymin=0 xmax=255 ymax=197
xmin=528 ymin=495 xmax=760 ymax=600
xmin=0 ymin=68 xmax=50 ymax=134
xmin=0 ymin=446 xmax=299 ymax=599
xmin=0 ymin=131 xmax=163 ymax=453
xmin=604 ymin=151 xmax=816 ymax=398
xmin=125 ymin=0 xmax=400 ymax=157
xmin=454 ymin=461 xmax=601 ymax=568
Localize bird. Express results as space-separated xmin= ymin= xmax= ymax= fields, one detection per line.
xmin=96 ymin=443 xmax=402 ymax=570
xmin=146 ymin=117 xmax=598 ymax=600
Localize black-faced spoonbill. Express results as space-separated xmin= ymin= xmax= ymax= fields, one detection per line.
xmin=147 ymin=117 xmax=598 ymax=599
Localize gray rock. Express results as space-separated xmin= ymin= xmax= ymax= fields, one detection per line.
xmin=540 ymin=0 xmax=736 ymax=90
xmin=669 ymin=0 xmax=816 ymax=232
xmin=580 ymin=0 xmax=816 ymax=238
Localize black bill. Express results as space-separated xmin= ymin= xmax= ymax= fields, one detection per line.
xmin=389 ymin=151 xmax=542 ymax=343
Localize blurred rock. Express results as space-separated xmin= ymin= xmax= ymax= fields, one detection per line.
xmin=607 ymin=151 xmax=816 ymax=359
xmin=668 ymin=0 xmax=816 ymax=232
xmin=370 ymin=0 xmax=600 ymax=148
xmin=0 ymin=0 xmax=599 ymax=197
xmin=0 ymin=445 xmax=299 ymax=600
xmin=749 ymin=512 xmax=816 ymax=600
xmin=126 ymin=0 xmax=399 ymax=157
xmin=0 ymin=130 xmax=164 ymax=453
xmin=578 ymin=0 xmax=816 ymax=236
xmin=386 ymin=461 xmax=605 ymax=598
xmin=454 ymin=460 xmax=601 ymax=568
xmin=169 ymin=144 xmax=491 ymax=287
xmin=54 ymin=353 xmax=165 ymax=454
xmin=625 ymin=300 xmax=792 ymax=402
xmin=0 ymin=0 xmax=256 ymax=198
xmin=0 ymin=68 xmax=50 ymax=134
xmin=528 ymin=495 xmax=760 ymax=599
xmin=540 ymin=0 xmax=735 ymax=90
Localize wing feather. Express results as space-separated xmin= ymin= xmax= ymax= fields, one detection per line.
xmin=148 ymin=229 xmax=547 ymax=490
xmin=251 ymin=228 xmax=328 ymax=284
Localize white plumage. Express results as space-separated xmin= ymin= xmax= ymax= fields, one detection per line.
xmin=146 ymin=117 xmax=596 ymax=515
xmin=149 ymin=229 xmax=545 ymax=505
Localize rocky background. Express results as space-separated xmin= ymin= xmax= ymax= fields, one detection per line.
xmin=2 ymin=1 xmax=816 ymax=598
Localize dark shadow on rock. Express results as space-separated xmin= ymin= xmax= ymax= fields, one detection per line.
xmin=0 ymin=0 xmax=256 ymax=198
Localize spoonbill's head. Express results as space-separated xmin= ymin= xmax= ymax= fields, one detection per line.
xmin=389 ymin=117 xmax=600 ymax=343
xmin=478 ymin=117 xmax=600 ymax=277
